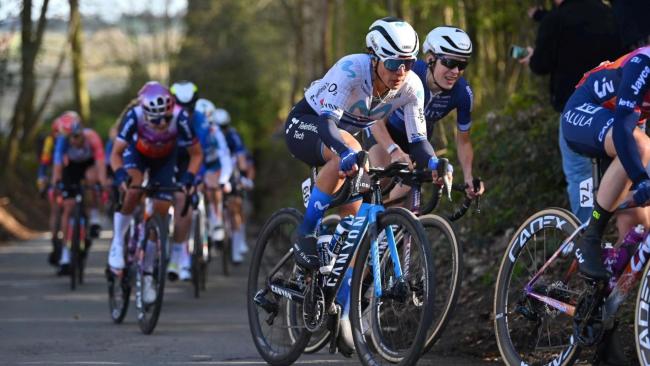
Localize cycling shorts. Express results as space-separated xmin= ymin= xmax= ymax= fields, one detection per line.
xmin=62 ymin=159 xmax=94 ymax=199
xmin=284 ymin=98 xmax=326 ymax=167
xmin=123 ymin=144 xmax=177 ymax=201
xmin=561 ymin=102 xmax=616 ymax=159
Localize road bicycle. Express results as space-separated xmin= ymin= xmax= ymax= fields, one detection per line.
xmin=106 ymin=182 xmax=189 ymax=334
xmin=247 ymin=152 xmax=435 ymax=366
xmin=303 ymin=159 xmax=482 ymax=356
xmin=64 ymin=183 xmax=99 ymax=290
xmin=493 ymin=163 xmax=650 ymax=366
xmin=189 ymin=191 xmax=209 ymax=298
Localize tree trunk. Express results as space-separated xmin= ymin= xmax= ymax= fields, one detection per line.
xmin=69 ymin=0 xmax=91 ymax=125
xmin=320 ymin=0 xmax=332 ymax=73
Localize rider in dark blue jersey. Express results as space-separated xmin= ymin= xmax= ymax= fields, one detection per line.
xmin=367 ymin=26 xmax=485 ymax=201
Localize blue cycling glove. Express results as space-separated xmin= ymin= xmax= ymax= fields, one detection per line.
xmin=428 ymin=157 xmax=453 ymax=174
xmin=339 ymin=149 xmax=358 ymax=173
xmin=114 ymin=167 xmax=128 ymax=187
xmin=180 ymin=171 xmax=196 ymax=190
xmin=634 ymin=179 xmax=650 ymax=206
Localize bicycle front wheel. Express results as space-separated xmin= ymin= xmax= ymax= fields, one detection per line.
xmin=494 ymin=207 xmax=584 ymax=366
xmin=137 ymin=213 xmax=168 ymax=335
xmin=247 ymin=208 xmax=311 ymax=365
xmin=350 ymin=207 xmax=434 ymax=365
xmin=70 ymin=203 xmax=82 ymax=291
xmin=419 ymin=214 xmax=462 ymax=352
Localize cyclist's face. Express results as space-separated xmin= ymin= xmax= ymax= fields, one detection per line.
xmin=428 ymin=53 xmax=468 ymax=90
xmin=69 ymin=132 xmax=84 ymax=146
xmin=377 ymin=59 xmax=410 ymax=90
xmin=146 ymin=114 xmax=172 ymax=129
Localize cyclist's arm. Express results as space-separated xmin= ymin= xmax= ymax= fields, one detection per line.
xmin=403 ymin=80 xmax=435 ymax=168
xmin=612 ymin=53 xmax=650 ymax=187
xmin=317 ymin=112 xmax=349 ymax=155
xmin=52 ymin=135 xmax=67 ymax=184
xmin=86 ymin=129 xmax=108 ymax=186
xmin=110 ymin=138 xmax=128 ymax=173
xmin=456 ymin=84 xmax=475 ymax=184
xmin=178 ymin=112 xmax=203 ymax=175
xmin=214 ymin=128 xmax=233 ymax=184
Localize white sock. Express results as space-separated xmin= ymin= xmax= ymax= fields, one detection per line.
xmin=59 ymin=245 xmax=70 ymax=265
xmin=111 ymin=212 xmax=133 ymax=250
xmin=90 ymin=208 xmax=100 ymax=224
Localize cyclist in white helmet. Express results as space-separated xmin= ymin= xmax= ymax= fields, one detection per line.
xmin=214 ymin=107 xmax=252 ymax=263
xmin=367 ymin=25 xmax=485 ymax=203
xmin=285 ymin=17 xmax=431 ymax=272
xmin=194 ymin=99 xmax=233 ymax=245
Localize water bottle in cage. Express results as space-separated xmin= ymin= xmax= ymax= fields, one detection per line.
xmin=602 ymin=224 xmax=644 ymax=292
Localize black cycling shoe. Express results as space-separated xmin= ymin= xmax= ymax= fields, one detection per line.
xmin=57 ymin=263 xmax=71 ymax=276
xmin=575 ymin=234 xmax=610 ymax=281
xmin=48 ymin=239 xmax=62 ymax=266
xmin=89 ymin=224 xmax=101 ymax=239
xmin=293 ymin=235 xmax=320 ymax=271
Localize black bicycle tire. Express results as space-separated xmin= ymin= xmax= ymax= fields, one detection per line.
xmin=191 ymin=211 xmax=202 ymax=298
xmin=108 ymin=225 xmax=132 ymax=323
xmin=350 ymin=207 xmax=435 ymax=365
xmin=138 ymin=213 xmax=168 ymax=335
xmin=636 ymin=253 xmax=650 ymax=365
xmin=494 ymin=207 xmax=581 ymax=366
xmin=70 ymin=202 xmax=82 ymax=291
xmin=247 ymin=208 xmax=311 ymax=365
xmin=419 ymin=214 xmax=462 ymax=352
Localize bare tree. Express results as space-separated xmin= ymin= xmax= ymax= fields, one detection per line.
xmin=69 ymin=0 xmax=91 ymax=124
xmin=2 ymin=0 xmax=51 ymax=175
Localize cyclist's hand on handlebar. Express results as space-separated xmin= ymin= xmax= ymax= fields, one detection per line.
xmin=221 ymin=181 xmax=232 ymax=194
xmin=464 ymin=177 xmax=484 ymax=199
xmin=633 ymin=179 xmax=650 ymax=206
xmin=338 ymin=149 xmax=359 ymax=178
xmin=179 ymin=171 xmax=196 ymax=195
xmin=429 ymin=158 xmax=453 ymax=185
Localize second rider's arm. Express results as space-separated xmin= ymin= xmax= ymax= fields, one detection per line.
xmin=370 ymin=118 xmax=412 ymax=167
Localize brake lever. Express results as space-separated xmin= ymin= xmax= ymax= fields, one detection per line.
xmin=472 ymin=177 xmax=482 ymax=214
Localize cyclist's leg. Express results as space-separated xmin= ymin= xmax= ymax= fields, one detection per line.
xmin=108 ymin=145 xmax=145 ymax=272
xmin=284 ymin=109 xmax=360 ymax=270
xmin=47 ymin=185 xmax=62 ymax=265
xmin=230 ymin=195 xmax=247 ymax=263
xmin=203 ymin=168 xmax=224 ymax=241
xmin=565 ymin=105 xmax=650 ymax=279
xmin=83 ymin=163 xmax=102 ymax=236
xmin=58 ymin=196 xmax=75 ymax=273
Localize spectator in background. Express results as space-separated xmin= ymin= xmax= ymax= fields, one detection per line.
xmin=519 ymin=0 xmax=623 ymax=223
xmin=610 ymin=0 xmax=650 ymax=50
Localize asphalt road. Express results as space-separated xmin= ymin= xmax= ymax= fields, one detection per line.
xmin=0 ymin=234 xmax=499 ymax=365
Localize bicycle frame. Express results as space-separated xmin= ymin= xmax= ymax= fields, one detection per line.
xmin=266 ymin=200 xmax=406 ymax=313
xmin=522 ymin=219 xmax=650 ymax=324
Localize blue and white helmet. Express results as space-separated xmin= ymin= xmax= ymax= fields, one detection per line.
xmin=366 ymin=17 xmax=419 ymax=61
xmin=423 ymin=26 xmax=472 ymax=58
xmin=213 ymin=108 xmax=231 ymax=126
xmin=195 ymin=98 xmax=216 ymax=123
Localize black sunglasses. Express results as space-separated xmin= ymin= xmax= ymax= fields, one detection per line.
xmin=383 ymin=58 xmax=416 ymax=72
xmin=435 ymin=56 xmax=469 ymax=71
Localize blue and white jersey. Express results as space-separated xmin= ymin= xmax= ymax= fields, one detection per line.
xmin=304 ymin=53 xmax=427 ymax=143
xmin=223 ymin=127 xmax=246 ymax=155
xmin=388 ymin=60 xmax=473 ymax=139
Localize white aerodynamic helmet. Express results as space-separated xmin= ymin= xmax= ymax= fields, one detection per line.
xmin=365 ymin=17 xmax=419 ymax=60
xmin=195 ymin=98 xmax=216 ymax=123
xmin=423 ymin=26 xmax=472 ymax=58
xmin=213 ymin=108 xmax=231 ymax=126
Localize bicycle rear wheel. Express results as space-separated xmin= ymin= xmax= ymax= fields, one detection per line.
xmin=494 ymin=207 xmax=585 ymax=366
xmin=137 ymin=213 xmax=168 ymax=335
xmin=350 ymin=207 xmax=434 ymax=365
xmin=247 ymin=208 xmax=311 ymax=365
xmin=420 ymin=214 xmax=462 ymax=352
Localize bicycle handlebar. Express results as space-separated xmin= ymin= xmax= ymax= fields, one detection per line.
xmin=116 ymin=180 xmax=192 ymax=217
